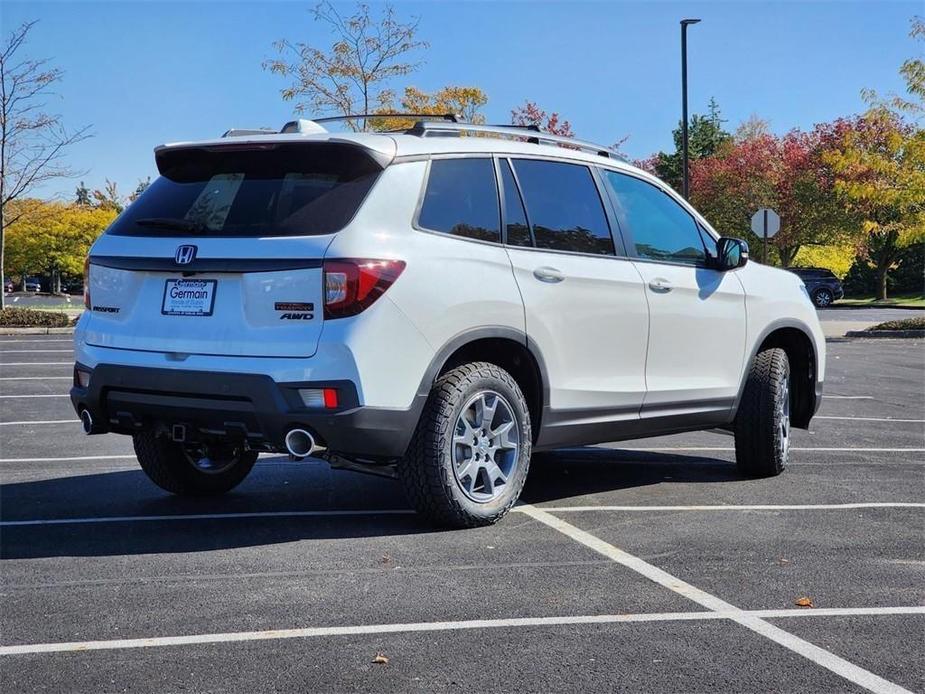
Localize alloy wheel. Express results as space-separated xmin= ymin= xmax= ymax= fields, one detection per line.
xmin=451 ymin=391 xmax=520 ymax=503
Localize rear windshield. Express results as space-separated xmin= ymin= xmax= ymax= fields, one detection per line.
xmin=108 ymin=143 xmax=382 ymax=237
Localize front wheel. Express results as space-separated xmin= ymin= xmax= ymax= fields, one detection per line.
xmin=812 ymin=287 xmax=834 ymax=308
xmin=734 ymin=347 xmax=790 ymax=478
xmin=399 ymin=362 xmax=532 ymax=528
xmin=133 ymin=433 xmax=258 ymax=496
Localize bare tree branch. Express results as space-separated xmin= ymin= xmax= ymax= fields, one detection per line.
xmin=262 ymin=1 xmax=427 ymax=131
xmin=1 ymin=20 xmax=92 ymax=308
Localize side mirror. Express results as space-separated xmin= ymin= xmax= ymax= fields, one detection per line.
xmin=715 ymin=237 xmax=749 ymax=270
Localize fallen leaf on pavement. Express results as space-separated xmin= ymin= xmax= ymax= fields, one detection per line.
xmin=795 ymin=597 xmax=814 ymax=608
xmin=372 ymin=653 xmax=389 ymax=665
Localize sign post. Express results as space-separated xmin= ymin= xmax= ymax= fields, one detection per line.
xmin=750 ymin=208 xmax=781 ymax=264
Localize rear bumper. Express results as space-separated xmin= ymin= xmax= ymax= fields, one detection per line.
xmin=70 ymin=363 xmax=423 ymax=459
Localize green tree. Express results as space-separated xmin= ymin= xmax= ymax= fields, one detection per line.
xmin=823 ymin=18 xmax=925 ymax=299
xmin=4 ymin=199 xmax=116 ymax=289
xmin=263 ymin=2 xmax=427 ymax=131
xmin=75 ymin=181 xmax=91 ymax=206
xmin=654 ymin=97 xmax=733 ymax=191
xmin=823 ymin=110 xmax=925 ymax=299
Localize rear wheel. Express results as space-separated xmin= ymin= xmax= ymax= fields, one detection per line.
xmin=734 ymin=347 xmax=790 ymax=478
xmin=812 ymin=287 xmax=834 ymax=308
xmin=133 ymin=433 xmax=258 ymax=496
xmin=399 ymin=362 xmax=532 ymax=528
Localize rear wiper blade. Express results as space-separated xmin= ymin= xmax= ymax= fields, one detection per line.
xmin=135 ymin=217 xmax=208 ymax=232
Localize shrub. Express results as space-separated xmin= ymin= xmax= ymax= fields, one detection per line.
xmin=0 ymin=308 xmax=71 ymax=327
xmin=869 ymin=317 xmax=925 ymax=331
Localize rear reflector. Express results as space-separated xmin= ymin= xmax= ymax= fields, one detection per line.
xmin=323 ymin=259 xmax=405 ymax=319
xmin=298 ymin=387 xmax=339 ymax=409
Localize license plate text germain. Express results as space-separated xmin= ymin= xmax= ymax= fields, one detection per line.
xmin=162 ymin=279 xmax=216 ymax=316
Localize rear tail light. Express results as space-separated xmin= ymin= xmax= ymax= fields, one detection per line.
xmin=83 ymin=255 xmax=91 ymax=309
xmin=323 ymin=258 xmax=405 ymax=319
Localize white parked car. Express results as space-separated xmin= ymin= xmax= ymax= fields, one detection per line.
xmin=71 ymin=117 xmax=825 ymax=527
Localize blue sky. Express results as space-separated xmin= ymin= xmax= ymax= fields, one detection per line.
xmin=3 ymin=0 xmax=917 ymax=199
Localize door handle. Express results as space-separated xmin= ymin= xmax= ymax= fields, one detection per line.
xmin=533 ymin=266 xmax=565 ymax=283
xmin=648 ymin=277 xmax=672 ymax=293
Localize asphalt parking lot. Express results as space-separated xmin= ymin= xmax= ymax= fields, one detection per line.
xmin=0 ymin=335 xmax=922 ymax=693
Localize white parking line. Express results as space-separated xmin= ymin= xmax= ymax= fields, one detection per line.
xmin=0 ymin=394 xmax=69 ymax=399
xmin=0 ymin=350 xmax=72 ymax=354
xmin=0 ymin=339 xmax=72 ymax=343
xmin=1 ymin=606 xmax=922 ymax=657
xmin=0 ymin=362 xmax=73 ymax=366
xmin=539 ymin=503 xmax=925 ymax=512
xmin=518 ymin=504 xmax=913 ymax=694
xmin=1 ymin=509 xmax=415 ymax=527
xmin=5 ymin=502 xmax=922 ymax=527
xmin=825 ymin=395 xmax=875 ymax=400
xmin=0 ymin=454 xmax=135 ymax=463
xmin=0 ymin=376 xmax=71 ymax=381
xmin=612 ymin=446 xmax=925 ymax=453
xmin=0 ymin=419 xmax=78 ymax=426
xmin=814 ymin=416 xmax=925 ymax=423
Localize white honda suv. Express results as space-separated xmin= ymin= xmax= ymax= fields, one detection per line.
xmin=71 ymin=116 xmax=825 ymax=527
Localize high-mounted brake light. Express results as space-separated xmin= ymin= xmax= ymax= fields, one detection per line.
xmin=83 ymin=255 xmax=91 ymax=309
xmin=323 ymin=259 xmax=405 ymax=319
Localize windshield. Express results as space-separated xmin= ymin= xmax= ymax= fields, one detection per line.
xmin=108 ymin=142 xmax=382 ymax=237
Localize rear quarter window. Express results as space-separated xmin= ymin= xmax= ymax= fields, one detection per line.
xmin=417 ymin=158 xmax=501 ymax=243
xmin=108 ymin=142 xmax=381 ymax=237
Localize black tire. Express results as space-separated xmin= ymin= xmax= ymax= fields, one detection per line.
xmin=734 ymin=347 xmax=791 ymax=478
xmin=133 ymin=433 xmax=258 ymax=496
xmin=399 ymin=362 xmax=532 ymax=528
xmin=812 ymin=287 xmax=834 ymax=308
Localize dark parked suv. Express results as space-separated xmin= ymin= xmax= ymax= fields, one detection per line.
xmin=789 ymin=268 xmax=844 ymax=308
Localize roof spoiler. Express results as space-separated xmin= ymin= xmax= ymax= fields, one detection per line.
xmin=154 ymin=136 xmax=396 ymax=172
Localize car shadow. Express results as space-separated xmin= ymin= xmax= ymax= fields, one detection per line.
xmin=1 ymin=450 xmax=745 ymax=560
xmin=521 ymin=448 xmax=742 ymax=504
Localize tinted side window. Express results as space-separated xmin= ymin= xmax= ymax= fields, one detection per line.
xmin=499 ymin=159 xmax=531 ymax=247
xmin=418 ymin=158 xmax=500 ymax=243
xmin=604 ymin=171 xmax=706 ymax=264
xmin=511 ymin=159 xmax=614 ymax=255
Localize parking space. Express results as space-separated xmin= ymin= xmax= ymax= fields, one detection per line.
xmin=1 ymin=335 xmax=923 ymax=693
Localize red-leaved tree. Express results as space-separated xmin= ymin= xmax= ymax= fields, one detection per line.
xmin=690 ymin=123 xmax=854 ymax=265
xmin=511 ymin=101 xmax=574 ymax=136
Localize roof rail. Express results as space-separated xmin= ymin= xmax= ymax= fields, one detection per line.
xmin=312 ymin=112 xmax=460 ymax=125
xmin=405 ymin=121 xmax=624 ymax=160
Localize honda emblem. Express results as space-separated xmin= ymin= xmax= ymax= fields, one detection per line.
xmin=175 ymin=245 xmax=197 ymax=265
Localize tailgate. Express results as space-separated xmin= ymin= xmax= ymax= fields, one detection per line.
xmin=84 ymin=239 xmax=329 ymax=358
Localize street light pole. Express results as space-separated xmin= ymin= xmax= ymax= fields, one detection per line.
xmin=680 ymin=18 xmax=700 ymax=200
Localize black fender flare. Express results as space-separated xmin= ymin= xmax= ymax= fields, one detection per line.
xmin=414 ymin=325 xmax=551 ymax=407
xmin=732 ymin=318 xmax=821 ymax=425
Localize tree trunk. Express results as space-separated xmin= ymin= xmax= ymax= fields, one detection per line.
xmin=0 ymin=204 xmax=5 ymax=311
xmin=777 ymin=244 xmax=800 ymax=268
xmin=876 ymin=265 xmax=889 ymax=301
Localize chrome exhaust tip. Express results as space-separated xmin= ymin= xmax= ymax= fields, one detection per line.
xmin=79 ymin=409 xmax=94 ymax=435
xmin=284 ymin=429 xmax=316 ymax=458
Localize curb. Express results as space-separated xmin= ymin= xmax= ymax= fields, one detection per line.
xmin=829 ymin=304 xmax=924 ymax=311
xmin=845 ymin=330 xmax=925 ymax=339
xmin=0 ymin=326 xmax=75 ymax=336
